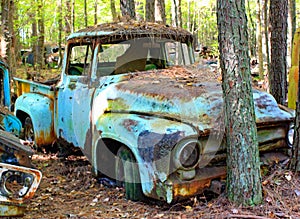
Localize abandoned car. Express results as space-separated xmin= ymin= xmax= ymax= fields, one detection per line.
xmin=11 ymin=21 xmax=294 ymax=203
xmin=0 ymin=61 xmax=42 ymax=216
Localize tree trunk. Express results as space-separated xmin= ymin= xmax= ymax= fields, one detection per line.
xmin=94 ymin=0 xmax=98 ymax=25
xmin=65 ymin=0 xmax=72 ymax=34
xmin=120 ymin=0 xmax=136 ymax=19
xmin=155 ymin=0 xmax=166 ymax=24
xmin=288 ymin=0 xmax=296 ymax=40
xmin=110 ymin=0 xmax=117 ymax=21
xmin=58 ymin=0 xmax=63 ymax=68
xmin=290 ymin=96 xmax=300 ymax=171
xmin=263 ymin=0 xmax=270 ymax=80
xmin=31 ymin=10 xmax=38 ymax=70
xmin=217 ymin=0 xmax=262 ymax=206
xmin=72 ymin=0 xmax=75 ymax=32
xmin=269 ymin=0 xmax=288 ymax=105
xmin=145 ymin=0 xmax=155 ymax=22
xmin=1 ymin=0 xmax=17 ymax=75
xmin=171 ymin=0 xmax=179 ymax=27
xmin=178 ymin=0 xmax=182 ymax=28
xmin=256 ymin=0 xmax=264 ymax=79
xmin=288 ymin=0 xmax=296 ymax=67
xmin=37 ymin=0 xmax=45 ymax=69
xmin=246 ymin=0 xmax=256 ymax=58
xmin=84 ymin=0 xmax=88 ymax=27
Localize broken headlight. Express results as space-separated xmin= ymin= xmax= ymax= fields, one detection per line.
xmin=173 ymin=138 xmax=201 ymax=170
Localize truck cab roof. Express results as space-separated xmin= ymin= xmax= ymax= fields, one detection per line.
xmin=67 ymin=20 xmax=194 ymax=44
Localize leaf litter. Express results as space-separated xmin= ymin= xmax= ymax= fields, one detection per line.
xmin=20 ymin=151 xmax=300 ymax=219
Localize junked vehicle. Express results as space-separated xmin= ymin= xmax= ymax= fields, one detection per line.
xmin=0 ymin=61 xmax=42 ymax=216
xmin=12 ymin=21 xmax=294 ymax=203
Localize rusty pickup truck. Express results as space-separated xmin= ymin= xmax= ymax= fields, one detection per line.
xmin=13 ymin=21 xmax=294 ymax=203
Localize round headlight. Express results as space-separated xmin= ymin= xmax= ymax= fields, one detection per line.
xmin=287 ymin=127 xmax=294 ymax=147
xmin=173 ymin=139 xmax=201 ymax=170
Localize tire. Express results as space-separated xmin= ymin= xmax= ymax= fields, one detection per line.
xmin=115 ymin=146 xmax=144 ymax=201
xmin=24 ymin=117 xmax=35 ymax=144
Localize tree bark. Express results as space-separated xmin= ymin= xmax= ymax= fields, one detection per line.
xmin=31 ymin=10 xmax=38 ymax=70
xmin=37 ymin=0 xmax=45 ymax=69
xmin=217 ymin=0 xmax=262 ymax=206
xmin=269 ymin=0 xmax=288 ymax=105
xmin=120 ymin=0 xmax=136 ymax=19
xmin=84 ymin=0 xmax=88 ymax=27
xmin=290 ymin=101 xmax=300 ymax=171
xmin=256 ymin=0 xmax=264 ymax=79
xmin=58 ymin=0 xmax=63 ymax=68
xmin=288 ymin=0 xmax=296 ymax=40
xmin=145 ymin=0 xmax=155 ymax=22
xmin=246 ymin=0 xmax=256 ymax=58
xmin=110 ymin=0 xmax=117 ymax=21
xmin=171 ymin=0 xmax=179 ymax=27
xmin=94 ymin=0 xmax=98 ymax=25
xmin=1 ymin=0 xmax=17 ymax=75
xmin=65 ymin=0 xmax=72 ymax=34
xmin=155 ymin=0 xmax=166 ymax=24
xmin=72 ymin=0 xmax=75 ymax=32
xmin=263 ymin=0 xmax=270 ymax=79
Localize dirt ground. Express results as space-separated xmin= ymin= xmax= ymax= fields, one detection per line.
xmin=19 ymin=152 xmax=300 ymax=219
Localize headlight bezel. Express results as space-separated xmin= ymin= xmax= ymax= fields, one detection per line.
xmin=173 ymin=138 xmax=202 ymax=170
xmin=287 ymin=126 xmax=295 ymax=147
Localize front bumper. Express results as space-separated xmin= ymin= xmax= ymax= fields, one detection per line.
xmin=164 ymin=166 xmax=226 ymax=203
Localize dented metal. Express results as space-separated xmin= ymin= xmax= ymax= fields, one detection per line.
xmin=11 ymin=22 xmax=294 ymax=203
xmin=0 ymin=131 xmax=42 ymax=216
xmin=0 ymin=63 xmax=42 ymax=215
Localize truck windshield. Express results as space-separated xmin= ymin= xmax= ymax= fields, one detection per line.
xmin=67 ymin=44 xmax=92 ymax=76
xmin=95 ymin=38 xmax=193 ymax=77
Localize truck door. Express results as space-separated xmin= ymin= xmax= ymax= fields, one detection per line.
xmin=55 ymin=42 xmax=95 ymax=148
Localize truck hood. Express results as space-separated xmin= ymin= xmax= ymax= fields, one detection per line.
xmin=95 ymin=66 xmax=293 ymax=133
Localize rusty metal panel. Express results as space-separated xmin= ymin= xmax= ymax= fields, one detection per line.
xmin=0 ymin=163 xmax=42 ymax=216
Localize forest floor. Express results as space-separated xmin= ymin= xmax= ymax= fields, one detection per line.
xmin=21 ymin=152 xmax=300 ymax=219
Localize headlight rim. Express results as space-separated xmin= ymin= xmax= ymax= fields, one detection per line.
xmin=173 ymin=138 xmax=202 ymax=170
xmin=287 ymin=126 xmax=295 ymax=147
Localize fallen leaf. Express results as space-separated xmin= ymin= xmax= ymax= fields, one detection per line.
xmin=262 ymin=180 xmax=269 ymax=186
xmin=285 ymin=174 xmax=292 ymax=181
xmin=231 ymin=208 xmax=238 ymax=214
xmin=266 ymin=196 xmax=272 ymax=203
xmin=154 ymin=213 xmax=164 ymax=218
xmin=185 ymin=205 xmax=192 ymax=211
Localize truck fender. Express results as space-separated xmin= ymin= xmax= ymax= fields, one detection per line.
xmin=92 ymin=113 xmax=198 ymax=199
xmin=15 ymin=93 xmax=55 ymax=146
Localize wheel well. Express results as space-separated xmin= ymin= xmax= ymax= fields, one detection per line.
xmin=95 ymin=138 xmax=132 ymax=179
xmin=16 ymin=110 xmax=30 ymax=126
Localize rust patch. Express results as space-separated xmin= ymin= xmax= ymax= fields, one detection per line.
xmin=122 ymin=119 xmax=138 ymax=132
xmin=115 ymin=66 xmax=222 ymax=101
xmin=172 ymin=166 xmax=226 ymax=200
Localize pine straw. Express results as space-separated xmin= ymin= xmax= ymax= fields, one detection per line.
xmin=73 ymin=17 xmax=193 ymax=44
xmin=23 ymin=153 xmax=300 ymax=219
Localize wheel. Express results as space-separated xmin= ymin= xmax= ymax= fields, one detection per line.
xmin=24 ymin=117 xmax=35 ymax=145
xmin=115 ymin=146 xmax=144 ymax=201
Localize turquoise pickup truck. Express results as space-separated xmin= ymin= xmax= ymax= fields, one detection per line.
xmin=13 ymin=21 xmax=294 ymax=203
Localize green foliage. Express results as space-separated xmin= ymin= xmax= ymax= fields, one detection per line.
xmin=10 ymin=0 xmax=285 ymax=59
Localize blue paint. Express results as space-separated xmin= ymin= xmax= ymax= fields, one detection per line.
xmin=0 ymin=61 xmax=11 ymax=108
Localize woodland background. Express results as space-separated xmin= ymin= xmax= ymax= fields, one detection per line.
xmin=0 ymin=0 xmax=299 ymax=75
